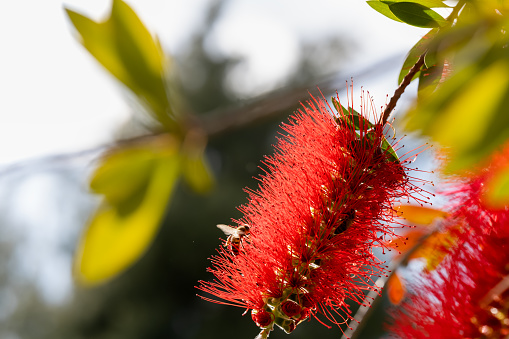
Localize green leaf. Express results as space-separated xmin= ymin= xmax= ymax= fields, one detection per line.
xmin=352 ymin=114 xmax=374 ymax=130
xmin=331 ymin=96 xmax=346 ymax=114
xmin=75 ymin=137 xmax=180 ymax=285
xmin=331 ymin=96 xmax=362 ymax=118
xmin=90 ymin=148 xmax=157 ymax=207
xmin=417 ymin=62 xmax=445 ymax=97
xmin=407 ymin=59 xmax=509 ymax=172
xmin=367 ymin=1 xmax=404 ymax=22
xmin=398 ymin=28 xmax=438 ymax=84
xmin=332 ymin=97 xmax=374 ymax=130
xmin=389 ymin=2 xmax=446 ymax=28
xmin=65 ymin=0 xmax=177 ymax=131
xmin=382 ymin=0 xmax=449 ymax=7
xmin=381 ymin=136 xmax=400 ymax=163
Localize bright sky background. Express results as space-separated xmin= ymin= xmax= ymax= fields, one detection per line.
xmin=0 ymin=0 xmax=427 ymax=166
xmin=0 ymin=0 xmax=430 ymax=306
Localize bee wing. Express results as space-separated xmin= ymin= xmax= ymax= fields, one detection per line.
xmin=217 ymin=224 xmax=237 ymax=236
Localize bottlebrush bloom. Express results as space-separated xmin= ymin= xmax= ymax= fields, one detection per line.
xmin=391 ymin=147 xmax=509 ymax=339
xmin=198 ymin=90 xmax=429 ymax=338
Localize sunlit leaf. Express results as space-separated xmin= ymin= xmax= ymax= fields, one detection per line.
xmin=367 ymin=1 xmax=404 ymax=22
xmin=180 ymin=130 xmax=214 ymax=194
xmin=65 ymin=0 xmax=177 ymax=130
xmin=90 ymin=148 xmax=156 ymax=206
xmin=483 ymin=166 xmax=509 ymax=209
xmin=397 ymin=205 xmax=448 ymax=225
xmin=383 ymin=0 xmax=450 ymax=7
xmin=389 ymin=2 xmax=446 ymax=28
xmin=75 ymin=138 xmax=180 ymax=285
xmin=387 ymin=273 xmax=406 ymax=305
xmin=331 ymin=96 xmax=344 ymax=114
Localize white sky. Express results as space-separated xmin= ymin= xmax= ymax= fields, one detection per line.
xmin=0 ymin=0 xmax=430 ymax=306
xmin=0 ymin=0 xmax=427 ymax=166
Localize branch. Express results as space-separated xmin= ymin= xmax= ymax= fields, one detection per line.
xmin=381 ymin=53 xmax=425 ymax=125
xmin=0 ymin=54 xmax=405 ymax=176
xmin=341 ymin=229 xmax=437 ymax=339
xmin=200 ymin=53 xmax=404 ymax=137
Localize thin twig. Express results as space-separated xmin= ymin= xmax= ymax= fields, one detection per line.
xmin=341 ymin=230 xmax=436 ymax=339
xmin=201 ymin=53 xmax=404 ymax=137
xmin=381 ymin=53 xmax=425 ymax=125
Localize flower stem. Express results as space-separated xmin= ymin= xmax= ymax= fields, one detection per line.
xmin=381 ymin=53 xmax=426 ymax=125
xmin=254 ymin=327 xmax=272 ymax=339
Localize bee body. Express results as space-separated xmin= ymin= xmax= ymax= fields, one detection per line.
xmin=217 ymin=224 xmax=251 ymax=255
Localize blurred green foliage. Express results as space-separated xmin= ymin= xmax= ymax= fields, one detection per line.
xmin=77 ymin=137 xmax=181 ymax=285
xmin=67 ymin=0 xmax=217 ymax=285
xmin=66 ymin=0 xmax=178 ymax=131
xmin=369 ymin=0 xmax=509 ymax=203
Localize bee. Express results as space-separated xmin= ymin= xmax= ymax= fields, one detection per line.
xmin=334 ymin=209 xmax=356 ymax=235
xmin=217 ymin=224 xmax=251 ymax=255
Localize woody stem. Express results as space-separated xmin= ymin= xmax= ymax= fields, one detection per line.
xmin=255 ymin=327 xmax=272 ymax=339
xmin=381 ymin=53 xmax=425 ymax=125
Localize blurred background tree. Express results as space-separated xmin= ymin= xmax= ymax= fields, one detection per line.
xmin=0 ymin=1 xmax=365 ymax=338
xmin=0 ymin=0 xmax=448 ymax=338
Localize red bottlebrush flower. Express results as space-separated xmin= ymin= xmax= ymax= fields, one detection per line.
xmin=198 ymin=90 xmax=428 ymax=337
xmin=252 ymin=309 xmax=274 ymax=328
xmin=391 ymin=147 xmax=509 ymax=339
xmin=281 ymin=300 xmax=302 ymax=318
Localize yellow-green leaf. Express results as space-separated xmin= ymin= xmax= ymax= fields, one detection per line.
xmin=367 ymin=1 xmax=404 ymax=23
xmin=483 ymin=166 xmax=509 ymax=209
xmin=181 ymin=130 xmax=214 ymax=194
xmin=75 ymin=140 xmax=180 ymax=285
xmin=407 ymin=58 xmax=509 ymax=172
xmin=65 ymin=0 xmax=176 ymax=130
xmin=182 ymin=155 xmax=214 ymax=194
xmin=90 ymin=148 xmax=157 ymax=206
